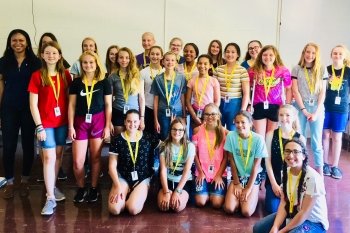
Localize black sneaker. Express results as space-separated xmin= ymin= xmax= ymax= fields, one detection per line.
xmin=73 ymin=187 xmax=87 ymax=203
xmin=57 ymin=168 xmax=67 ymax=181
xmin=87 ymin=187 xmax=99 ymax=203
xmin=323 ymin=163 xmax=331 ymax=176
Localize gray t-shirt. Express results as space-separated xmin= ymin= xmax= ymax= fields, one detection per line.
xmin=291 ymin=65 xmax=327 ymax=102
xmin=109 ymin=73 xmax=142 ymax=111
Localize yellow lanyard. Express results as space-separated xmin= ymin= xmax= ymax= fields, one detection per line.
xmin=184 ymin=62 xmax=196 ymax=81
xmin=48 ymin=73 xmax=60 ymax=106
xmin=164 ymin=72 xmax=175 ymax=107
xmin=195 ymin=75 xmax=210 ymax=108
xmin=83 ymin=79 xmax=96 ymax=113
xmin=150 ymin=65 xmax=162 ymax=80
xmin=278 ymin=128 xmax=295 ymax=161
xmin=204 ymin=127 xmax=216 ymax=162
xmin=125 ymin=131 xmax=140 ymax=170
xmin=331 ymin=65 xmax=345 ymax=95
xmin=238 ymin=132 xmax=252 ymax=174
xmin=304 ymin=68 xmax=315 ymax=95
xmin=263 ymin=68 xmax=275 ymax=100
xmin=172 ymin=145 xmax=183 ymax=175
xmin=119 ymin=72 xmax=129 ymax=102
xmin=288 ymin=170 xmax=302 ymax=214
xmin=224 ymin=64 xmax=236 ymax=90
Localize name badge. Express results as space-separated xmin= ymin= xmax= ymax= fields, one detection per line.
xmin=263 ymin=101 xmax=269 ymax=110
xmin=123 ymin=105 xmax=130 ymax=114
xmin=335 ymin=96 xmax=341 ymax=105
xmin=85 ymin=113 xmax=92 ymax=123
xmin=54 ymin=107 xmax=61 ymax=117
xmin=166 ymin=108 xmax=171 ymax=117
xmin=308 ymin=99 xmax=315 ymax=106
xmin=131 ymin=171 xmax=138 ymax=181
xmin=241 ymin=176 xmax=248 ymax=188
xmin=197 ymin=109 xmax=202 ymax=118
xmin=224 ymin=96 xmax=230 ymax=103
xmin=208 ymin=165 xmax=215 ymax=174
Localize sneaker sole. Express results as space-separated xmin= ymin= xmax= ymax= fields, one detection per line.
xmin=331 ymin=175 xmax=342 ymax=179
xmin=57 ymin=177 xmax=67 ymax=181
xmin=55 ymin=197 xmax=66 ymax=202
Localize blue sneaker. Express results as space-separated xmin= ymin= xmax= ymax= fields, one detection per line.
xmin=323 ymin=163 xmax=331 ymax=176
xmin=331 ymin=166 xmax=342 ymax=179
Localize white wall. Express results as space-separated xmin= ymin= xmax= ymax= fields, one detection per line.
xmin=0 ymin=0 xmax=349 ymax=69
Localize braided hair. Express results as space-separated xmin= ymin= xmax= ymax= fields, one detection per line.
xmin=281 ymin=138 xmax=308 ymax=218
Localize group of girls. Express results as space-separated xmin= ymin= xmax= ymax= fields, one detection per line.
xmin=2 ymin=29 xmax=347 ymax=231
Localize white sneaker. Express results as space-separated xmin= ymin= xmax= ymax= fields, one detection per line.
xmin=41 ymin=199 xmax=57 ymax=215
xmin=54 ymin=187 xmax=66 ymax=201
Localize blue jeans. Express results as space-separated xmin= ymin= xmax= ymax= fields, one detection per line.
xmin=40 ymin=125 xmax=68 ymax=149
xmin=253 ymin=213 xmax=326 ymax=233
xmin=264 ymin=184 xmax=280 ymax=214
xmin=220 ymin=98 xmax=241 ymax=131
xmin=297 ymin=102 xmax=324 ymax=168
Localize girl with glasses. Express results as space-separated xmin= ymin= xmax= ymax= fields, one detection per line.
xmin=253 ymin=139 xmax=329 ymax=233
xmin=157 ymin=118 xmax=195 ymax=212
xmin=241 ymin=40 xmax=262 ymax=70
xmin=223 ymin=111 xmax=267 ymax=217
xmin=169 ymin=37 xmax=185 ymax=64
xmin=192 ymin=103 xmax=228 ymax=208
xmin=108 ymin=109 xmax=159 ymax=215
xmin=265 ymin=104 xmax=305 ymax=214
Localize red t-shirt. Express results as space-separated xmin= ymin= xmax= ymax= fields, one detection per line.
xmin=28 ymin=70 xmax=72 ymax=128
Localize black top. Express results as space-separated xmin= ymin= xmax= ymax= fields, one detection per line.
xmin=109 ymin=132 xmax=159 ymax=187
xmin=266 ymin=129 xmax=300 ymax=186
xmin=69 ymin=77 xmax=112 ymax=116
xmin=0 ymin=56 xmax=41 ymax=110
xmin=325 ymin=65 xmax=350 ymax=113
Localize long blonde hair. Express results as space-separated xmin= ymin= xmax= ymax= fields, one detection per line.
xmin=40 ymin=41 xmax=68 ymax=87
xmin=298 ymin=43 xmax=324 ymax=94
xmin=79 ymin=51 xmax=106 ymax=81
xmin=203 ymin=103 xmax=225 ymax=149
xmin=116 ymin=47 xmax=140 ymax=95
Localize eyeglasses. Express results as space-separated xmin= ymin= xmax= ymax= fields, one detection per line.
xmin=203 ymin=113 xmax=218 ymax=117
xmin=248 ymin=46 xmax=260 ymax=51
xmin=171 ymin=128 xmax=185 ymax=132
xmin=283 ymin=149 xmax=303 ymax=156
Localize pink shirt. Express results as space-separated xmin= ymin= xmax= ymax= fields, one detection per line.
xmin=192 ymin=124 xmax=226 ymax=182
xmin=248 ymin=66 xmax=291 ymax=105
xmin=187 ymin=76 xmax=220 ymax=110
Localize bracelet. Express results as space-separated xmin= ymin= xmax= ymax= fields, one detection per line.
xmin=175 ymin=188 xmax=182 ymax=194
xmin=300 ymin=107 xmax=306 ymax=111
xmin=164 ymin=190 xmax=171 ymax=194
xmin=36 ymin=124 xmax=42 ymax=128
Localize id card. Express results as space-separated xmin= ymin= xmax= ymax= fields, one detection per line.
xmin=241 ymin=176 xmax=248 ymax=188
xmin=308 ymin=99 xmax=315 ymax=106
xmin=208 ymin=165 xmax=215 ymax=174
xmin=85 ymin=114 xmax=92 ymax=123
xmin=197 ymin=109 xmax=202 ymax=118
xmin=335 ymin=96 xmax=341 ymax=105
xmin=224 ymin=96 xmax=230 ymax=103
xmin=54 ymin=106 xmax=61 ymax=117
xmin=131 ymin=171 xmax=138 ymax=181
xmin=166 ymin=108 xmax=171 ymax=117
xmin=123 ymin=105 xmax=130 ymax=114
xmin=263 ymin=101 xmax=269 ymax=110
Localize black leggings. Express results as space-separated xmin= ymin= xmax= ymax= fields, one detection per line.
xmin=1 ymin=107 xmax=35 ymax=179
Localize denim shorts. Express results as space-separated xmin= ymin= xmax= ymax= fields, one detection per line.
xmin=40 ymin=125 xmax=67 ymax=149
xmin=194 ymin=178 xmax=227 ymax=197
xmin=323 ymin=111 xmax=348 ymax=132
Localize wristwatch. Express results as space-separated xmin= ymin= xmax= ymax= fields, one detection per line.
xmin=175 ymin=188 xmax=182 ymax=194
